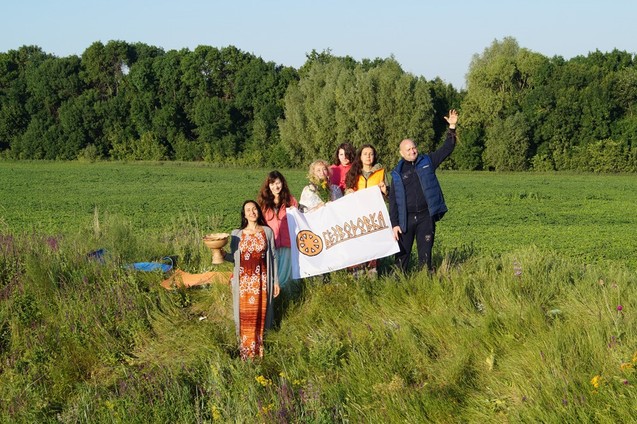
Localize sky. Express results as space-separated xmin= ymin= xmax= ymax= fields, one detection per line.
xmin=3 ymin=0 xmax=637 ymax=89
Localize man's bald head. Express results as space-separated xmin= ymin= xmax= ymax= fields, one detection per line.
xmin=399 ymin=139 xmax=418 ymax=162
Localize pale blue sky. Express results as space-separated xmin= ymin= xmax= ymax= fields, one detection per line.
xmin=3 ymin=0 xmax=636 ymax=89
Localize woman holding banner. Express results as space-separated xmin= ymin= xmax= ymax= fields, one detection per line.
xmin=227 ymin=200 xmax=280 ymax=359
xmin=257 ymin=170 xmax=298 ymax=288
xmin=344 ymin=144 xmax=389 ymax=197
xmin=299 ymin=160 xmax=342 ymax=213
xmin=343 ymin=144 xmax=390 ymax=277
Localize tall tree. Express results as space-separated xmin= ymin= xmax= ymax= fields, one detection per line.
xmin=461 ymin=37 xmax=548 ymax=170
xmin=0 ymin=46 xmax=51 ymax=154
xmin=279 ymin=55 xmax=434 ymax=167
xmin=483 ymin=112 xmax=530 ymax=171
xmin=81 ymin=40 xmax=132 ymax=99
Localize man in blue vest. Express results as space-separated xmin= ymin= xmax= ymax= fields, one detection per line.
xmin=389 ymin=110 xmax=458 ymax=273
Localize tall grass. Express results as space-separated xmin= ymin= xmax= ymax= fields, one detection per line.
xmin=1 ymin=217 xmax=635 ymax=422
xmin=2 ymin=162 xmax=636 ymax=421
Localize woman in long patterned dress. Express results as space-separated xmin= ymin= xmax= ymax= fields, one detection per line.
xmin=228 ymin=200 xmax=280 ymax=359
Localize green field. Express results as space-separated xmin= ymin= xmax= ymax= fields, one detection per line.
xmin=1 ymin=161 xmax=636 ymax=422
xmin=2 ymin=161 xmax=636 ymax=269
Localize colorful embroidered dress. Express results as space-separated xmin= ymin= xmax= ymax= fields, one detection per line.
xmin=238 ymin=229 xmax=268 ymax=359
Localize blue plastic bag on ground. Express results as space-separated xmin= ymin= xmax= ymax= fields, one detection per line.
xmin=126 ymin=257 xmax=174 ymax=273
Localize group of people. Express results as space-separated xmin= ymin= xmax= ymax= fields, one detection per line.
xmin=226 ymin=110 xmax=459 ymax=359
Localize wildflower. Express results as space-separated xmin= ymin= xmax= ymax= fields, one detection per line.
xmin=475 ymin=301 xmax=485 ymax=313
xmin=617 ymin=305 xmax=623 ymax=311
xmin=259 ymin=402 xmax=274 ymax=415
xmin=387 ymin=375 xmax=405 ymax=391
xmin=211 ymin=405 xmax=222 ymax=421
xmin=590 ymin=375 xmax=602 ymax=389
xmin=255 ymin=375 xmax=272 ymax=387
xmin=46 ymin=236 xmax=59 ymax=251
xmin=279 ymin=371 xmax=287 ymax=378
xmin=623 ymin=379 xmax=630 ymax=385
xmin=309 ymin=178 xmax=331 ymax=203
xmin=620 ymin=362 xmax=634 ymax=371
xmin=632 ymin=351 xmax=637 ymax=364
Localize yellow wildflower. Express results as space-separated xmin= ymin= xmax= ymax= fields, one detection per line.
xmin=632 ymin=351 xmax=637 ymax=364
xmin=259 ymin=403 xmax=274 ymax=415
xmin=255 ymin=375 xmax=272 ymax=387
xmin=590 ymin=375 xmax=602 ymax=389
xmin=620 ymin=362 xmax=634 ymax=371
xmin=211 ymin=405 xmax=221 ymax=421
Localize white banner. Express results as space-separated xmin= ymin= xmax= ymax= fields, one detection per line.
xmin=286 ymin=186 xmax=399 ymax=278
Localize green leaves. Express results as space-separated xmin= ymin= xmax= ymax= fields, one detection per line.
xmin=279 ymin=57 xmax=434 ymax=167
xmin=2 ymin=39 xmax=637 ymax=171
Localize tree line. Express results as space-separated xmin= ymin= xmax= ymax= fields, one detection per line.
xmin=0 ymin=37 xmax=635 ymax=171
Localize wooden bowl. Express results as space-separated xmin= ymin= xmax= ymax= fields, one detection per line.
xmin=203 ymin=233 xmax=229 ymax=249
xmin=203 ymin=233 xmax=229 ymax=263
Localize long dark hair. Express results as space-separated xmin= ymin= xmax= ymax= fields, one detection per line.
xmin=257 ymin=170 xmax=293 ymax=213
xmin=332 ymin=142 xmax=356 ymax=166
xmin=240 ymin=200 xmax=268 ymax=229
xmin=345 ymin=144 xmax=378 ymax=190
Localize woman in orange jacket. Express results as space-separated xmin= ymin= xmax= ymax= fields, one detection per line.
xmin=343 ymin=144 xmax=390 ymax=277
xmin=344 ymin=144 xmax=389 ymax=197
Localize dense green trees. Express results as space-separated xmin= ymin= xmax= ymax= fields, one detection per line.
xmin=462 ymin=38 xmax=636 ymax=171
xmin=0 ymin=41 xmax=297 ymax=163
xmin=0 ymin=38 xmax=636 ymax=171
xmin=278 ymin=54 xmax=459 ymax=167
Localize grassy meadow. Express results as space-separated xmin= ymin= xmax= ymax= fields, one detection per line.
xmin=1 ymin=161 xmax=636 ymax=422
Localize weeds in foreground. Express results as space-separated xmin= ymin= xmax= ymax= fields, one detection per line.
xmin=0 ymin=225 xmax=636 ymax=422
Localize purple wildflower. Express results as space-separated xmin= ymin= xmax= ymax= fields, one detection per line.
xmin=46 ymin=236 xmax=59 ymax=251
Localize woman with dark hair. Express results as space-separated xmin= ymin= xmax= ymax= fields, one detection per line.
xmin=343 ymin=144 xmax=390 ymax=277
xmin=344 ymin=144 xmax=389 ymax=197
xmin=257 ymin=170 xmax=298 ymax=288
xmin=227 ymin=200 xmax=280 ymax=359
xmin=329 ymin=142 xmax=356 ymax=193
